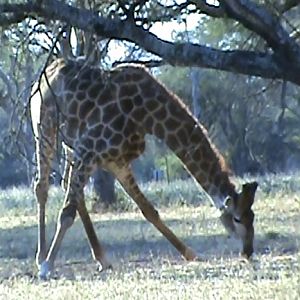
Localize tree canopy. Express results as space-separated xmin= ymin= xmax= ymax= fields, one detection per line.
xmin=0 ymin=0 xmax=300 ymax=184
xmin=1 ymin=0 xmax=300 ymax=84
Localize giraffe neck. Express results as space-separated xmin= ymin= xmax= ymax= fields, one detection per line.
xmin=134 ymin=74 xmax=237 ymax=208
xmin=170 ymin=122 xmax=237 ymax=208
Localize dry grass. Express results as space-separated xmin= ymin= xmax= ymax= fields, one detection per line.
xmin=0 ymin=175 xmax=300 ymax=299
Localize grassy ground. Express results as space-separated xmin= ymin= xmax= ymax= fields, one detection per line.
xmin=0 ymin=174 xmax=300 ymax=299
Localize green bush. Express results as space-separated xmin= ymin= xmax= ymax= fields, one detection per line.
xmin=1 ymin=172 xmax=300 ymax=217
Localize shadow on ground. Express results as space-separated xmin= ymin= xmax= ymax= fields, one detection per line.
xmin=0 ymin=214 xmax=299 ymax=280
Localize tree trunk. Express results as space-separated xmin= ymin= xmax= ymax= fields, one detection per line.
xmin=92 ymin=169 xmax=116 ymax=211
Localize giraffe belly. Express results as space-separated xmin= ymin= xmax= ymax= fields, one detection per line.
xmin=60 ymin=114 xmax=146 ymax=169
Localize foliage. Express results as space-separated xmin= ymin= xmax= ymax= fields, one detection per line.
xmin=155 ymin=153 xmax=187 ymax=181
xmin=0 ymin=2 xmax=300 ymax=296
xmin=2 ymin=1 xmax=300 ymax=82
xmin=1 ymin=171 xmax=300 ymax=216
xmin=153 ymin=13 xmax=300 ymax=175
xmin=0 ymin=0 xmax=300 ymax=186
xmin=156 ymin=64 xmax=300 ymax=175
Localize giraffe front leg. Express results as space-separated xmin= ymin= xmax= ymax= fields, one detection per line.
xmin=38 ymin=196 xmax=77 ymax=279
xmin=75 ymin=160 xmax=111 ymax=271
xmin=115 ymin=166 xmax=198 ymax=262
xmin=77 ymin=199 xmax=112 ymax=271
xmin=39 ymin=161 xmax=111 ymax=279
xmin=38 ymin=162 xmax=79 ymax=279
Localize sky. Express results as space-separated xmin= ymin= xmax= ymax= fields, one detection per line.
xmin=107 ymin=12 xmax=202 ymax=62
xmin=150 ymin=13 xmax=202 ymax=42
xmin=149 ymin=0 xmax=219 ymax=41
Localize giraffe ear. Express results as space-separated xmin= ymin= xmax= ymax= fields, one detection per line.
xmin=240 ymin=181 xmax=258 ymax=210
xmin=242 ymin=181 xmax=258 ymax=194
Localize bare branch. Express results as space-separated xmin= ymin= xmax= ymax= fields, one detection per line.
xmin=277 ymin=0 xmax=300 ymax=14
xmin=1 ymin=0 xmax=300 ymax=85
xmin=189 ymin=0 xmax=226 ymax=17
xmin=0 ymin=66 xmax=17 ymax=101
xmin=222 ymin=0 xmax=300 ymax=62
xmin=0 ymin=13 xmax=25 ymax=27
xmin=112 ymin=59 xmax=164 ymax=68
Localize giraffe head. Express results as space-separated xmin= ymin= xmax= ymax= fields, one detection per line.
xmin=223 ymin=181 xmax=258 ymax=258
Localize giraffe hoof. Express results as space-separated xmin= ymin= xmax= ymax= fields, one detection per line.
xmin=35 ymin=253 xmax=46 ymax=268
xmin=38 ymin=261 xmax=52 ymax=280
xmin=184 ymin=247 xmax=198 ymax=261
xmin=97 ymin=261 xmax=113 ymax=273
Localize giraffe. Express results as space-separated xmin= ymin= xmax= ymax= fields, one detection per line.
xmin=30 ymin=58 xmax=258 ymax=279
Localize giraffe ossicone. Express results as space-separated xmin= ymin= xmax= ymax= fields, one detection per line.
xmin=31 ymin=58 xmax=258 ymax=278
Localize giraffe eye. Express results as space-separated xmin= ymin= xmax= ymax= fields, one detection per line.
xmin=233 ymin=216 xmax=241 ymax=223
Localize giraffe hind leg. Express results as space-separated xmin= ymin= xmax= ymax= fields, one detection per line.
xmin=33 ymin=123 xmax=57 ymax=269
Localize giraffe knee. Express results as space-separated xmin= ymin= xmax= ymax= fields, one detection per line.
xmin=58 ymin=204 xmax=77 ymax=230
xmin=141 ymin=204 xmax=160 ymax=224
xmin=34 ymin=180 xmax=48 ymax=205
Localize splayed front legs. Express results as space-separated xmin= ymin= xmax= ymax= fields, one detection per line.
xmin=36 ymin=163 xmax=111 ymax=279
xmin=36 ymin=163 xmax=196 ymax=279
